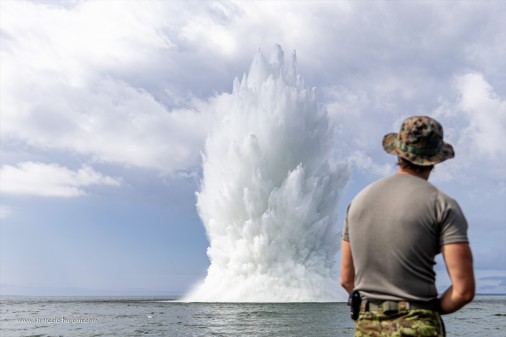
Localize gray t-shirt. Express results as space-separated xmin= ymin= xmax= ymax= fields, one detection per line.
xmin=342 ymin=174 xmax=469 ymax=301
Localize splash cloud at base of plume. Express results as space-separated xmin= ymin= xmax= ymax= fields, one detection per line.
xmin=184 ymin=45 xmax=350 ymax=302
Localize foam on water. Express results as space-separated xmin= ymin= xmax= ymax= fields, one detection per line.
xmin=185 ymin=45 xmax=350 ymax=302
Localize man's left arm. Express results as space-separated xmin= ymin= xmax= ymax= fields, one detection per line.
xmin=439 ymin=243 xmax=475 ymax=314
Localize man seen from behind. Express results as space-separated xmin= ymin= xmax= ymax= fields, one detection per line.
xmin=341 ymin=115 xmax=475 ymax=337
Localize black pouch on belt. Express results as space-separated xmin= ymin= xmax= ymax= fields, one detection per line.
xmin=348 ymin=290 xmax=361 ymax=320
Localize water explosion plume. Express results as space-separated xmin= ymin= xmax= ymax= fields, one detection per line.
xmin=185 ymin=45 xmax=350 ymax=302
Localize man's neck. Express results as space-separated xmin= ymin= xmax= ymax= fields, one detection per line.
xmin=397 ymin=167 xmax=431 ymax=180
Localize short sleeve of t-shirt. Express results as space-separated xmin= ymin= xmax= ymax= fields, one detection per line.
xmin=436 ymin=191 xmax=469 ymax=246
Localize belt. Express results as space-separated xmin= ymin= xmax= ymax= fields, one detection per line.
xmin=362 ymin=300 xmax=438 ymax=314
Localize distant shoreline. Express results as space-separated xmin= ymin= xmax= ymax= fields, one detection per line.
xmin=475 ymin=293 xmax=506 ymax=296
xmin=1 ymin=293 xmax=505 ymax=298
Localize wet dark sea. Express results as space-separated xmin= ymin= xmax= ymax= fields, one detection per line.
xmin=1 ymin=295 xmax=504 ymax=337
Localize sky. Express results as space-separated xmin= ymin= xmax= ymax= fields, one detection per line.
xmin=0 ymin=0 xmax=505 ymax=297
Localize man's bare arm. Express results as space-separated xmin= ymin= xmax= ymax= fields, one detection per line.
xmin=439 ymin=243 xmax=475 ymax=315
xmin=340 ymin=240 xmax=355 ymax=294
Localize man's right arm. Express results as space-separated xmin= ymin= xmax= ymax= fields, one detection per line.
xmin=439 ymin=243 xmax=475 ymax=315
xmin=340 ymin=240 xmax=355 ymax=294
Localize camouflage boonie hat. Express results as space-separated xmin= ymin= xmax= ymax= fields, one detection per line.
xmin=382 ymin=115 xmax=454 ymax=166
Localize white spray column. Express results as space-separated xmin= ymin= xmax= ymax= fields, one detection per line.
xmin=185 ymin=45 xmax=350 ymax=302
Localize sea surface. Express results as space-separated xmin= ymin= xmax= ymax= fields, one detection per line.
xmin=0 ymin=295 xmax=504 ymax=337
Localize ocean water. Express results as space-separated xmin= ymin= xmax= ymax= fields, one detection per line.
xmin=0 ymin=295 xmax=504 ymax=337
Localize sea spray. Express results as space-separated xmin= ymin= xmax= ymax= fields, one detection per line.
xmin=185 ymin=45 xmax=350 ymax=302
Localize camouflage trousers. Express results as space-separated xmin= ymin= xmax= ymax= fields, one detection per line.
xmin=354 ymin=309 xmax=445 ymax=337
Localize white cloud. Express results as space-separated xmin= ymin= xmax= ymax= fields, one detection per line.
xmin=0 ymin=205 xmax=11 ymax=219
xmin=2 ymin=0 xmax=505 ymax=176
xmin=0 ymin=1 xmax=218 ymax=174
xmin=430 ymin=72 xmax=506 ymax=183
xmin=1 ymin=75 xmax=214 ymax=173
xmin=1 ymin=1 xmax=173 ymax=86
xmin=456 ymin=73 xmax=506 ymax=160
xmin=0 ymin=162 xmax=121 ymax=197
xmin=321 ymin=70 xmax=506 ymax=186
xmin=347 ymin=151 xmax=393 ymax=177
